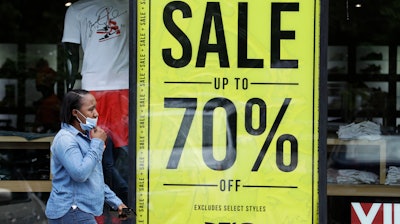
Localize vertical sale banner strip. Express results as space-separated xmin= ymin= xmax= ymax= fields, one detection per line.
xmin=136 ymin=0 xmax=322 ymax=223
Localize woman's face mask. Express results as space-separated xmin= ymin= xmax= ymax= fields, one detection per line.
xmin=76 ymin=110 xmax=98 ymax=131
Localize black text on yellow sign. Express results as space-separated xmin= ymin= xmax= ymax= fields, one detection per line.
xmin=162 ymin=2 xmax=299 ymax=69
xmin=164 ymin=97 xmax=297 ymax=172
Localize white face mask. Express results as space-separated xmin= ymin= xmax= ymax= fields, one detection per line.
xmin=76 ymin=110 xmax=98 ymax=131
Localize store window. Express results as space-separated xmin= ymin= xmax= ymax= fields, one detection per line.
xmin=327 ymin=0 xmax=400 ymax=223
xmin=1 ymin=0 xmax=400 ymax=223
xmin=0 ymin=1 xmax=73 ymax=223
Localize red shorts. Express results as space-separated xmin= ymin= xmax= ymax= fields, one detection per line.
xmin=90 ymin=90 xmax=129 ymax=148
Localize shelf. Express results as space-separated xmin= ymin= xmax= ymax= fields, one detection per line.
xmin=327 ymin=137 xmax=400 ymax=198
xmin=327 ymin=45 xmax=400 ymax=129
xmin=0 ymin=180 xmax=52 ymax=192
xmin=328 ymin=184 xmax=400 ymax=197
xmin=0 ymin=135 xmax=54 ymax=143
xmin=0 ymin=136 xmax=53 ymax=192
xmin=328 ymin=74 xmax=400 ymax=82
xmin=327 ymin=138 xmax=386 ymax=184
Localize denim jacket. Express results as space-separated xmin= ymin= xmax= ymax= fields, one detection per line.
xmin=45 ymin=123 xmax=123 ymax=219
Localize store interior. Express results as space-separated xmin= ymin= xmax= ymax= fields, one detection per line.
xmin=327 ymin=0 xmax=400 ymax=223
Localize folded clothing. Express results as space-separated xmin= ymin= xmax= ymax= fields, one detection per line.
xmin=385 ymin=166 xmax=400 ymax=185
xmin=337 ymin=121 xmax=381 ymax=140
xmin=327 ymin=168 xmax=378 ymax=184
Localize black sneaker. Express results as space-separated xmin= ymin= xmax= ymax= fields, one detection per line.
xmin=360 ymin=64 xmax=381 ymax=74
xmin=360 ymin=52 xmax=383 ymax=61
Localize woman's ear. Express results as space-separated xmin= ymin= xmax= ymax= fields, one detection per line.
xmin=72 ymin=109 xmax=78 ymax=117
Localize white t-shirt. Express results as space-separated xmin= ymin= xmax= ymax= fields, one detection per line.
xmin=62 ymin=0 xmax=129 ymax=91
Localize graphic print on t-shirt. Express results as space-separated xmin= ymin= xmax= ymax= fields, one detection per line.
xmin=92 ymin=6 xmax=127 ymax=42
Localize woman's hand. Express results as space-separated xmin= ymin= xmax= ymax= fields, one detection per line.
xmin=118 ymin=203 xmax=129 ymax=219
xmin=90 ymin=126 xmax=107 ymax=142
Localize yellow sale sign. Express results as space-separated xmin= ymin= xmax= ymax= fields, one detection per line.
xmin=136 ymin=0 xmax=321 ymax=223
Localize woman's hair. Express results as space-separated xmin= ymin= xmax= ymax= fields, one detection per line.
xmin=60 ymin=89 xmax=90 ymax=124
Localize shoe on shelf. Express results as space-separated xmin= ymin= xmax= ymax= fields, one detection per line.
xmin=360 ymin=52 xmax=383 ymax=61
xmin=328 ymin=66 xmax=346 ymax=74
xmin=360 ymin=64 xmax=381 ymax=74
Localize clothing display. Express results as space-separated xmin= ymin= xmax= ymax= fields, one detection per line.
xmin=337 ymin=121 xmax=381 ymax=140
xmin=90 ymin=90 xmax=128 ymax=148
xmin=385 ymin=166 xmax=400 ymax=185
xmin=62 ymin=0 xmax=129 ymax=91
xmin=327 ymin=168 xmax=379 ymax=184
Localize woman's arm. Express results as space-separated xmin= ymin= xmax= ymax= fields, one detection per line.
xmin=53 ymin=132 xmax=104 ymax=182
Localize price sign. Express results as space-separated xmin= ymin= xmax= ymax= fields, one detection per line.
xmin=136 ymin=0 xmax=321 ymax=223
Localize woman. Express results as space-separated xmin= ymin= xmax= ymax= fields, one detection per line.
xmin=45 ymin=89 xmax=127 ymax=224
